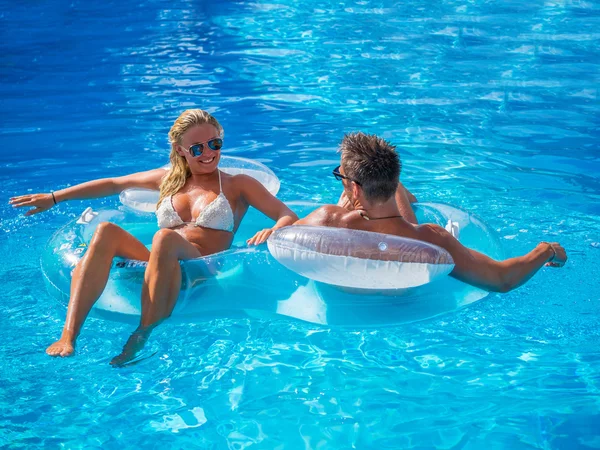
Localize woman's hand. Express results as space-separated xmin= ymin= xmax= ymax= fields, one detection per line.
xmin=246 ymin=228 xmax=274 ymax=246
xmin=9 ymin=193 xmax=56 ymax=216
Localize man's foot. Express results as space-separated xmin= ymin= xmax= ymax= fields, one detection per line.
xmin=110 ymin=327 xmax=152 ymax=367
xmin=46 ymin=337 xmax=75 ymax=357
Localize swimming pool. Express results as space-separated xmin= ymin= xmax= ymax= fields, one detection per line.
xmin=1 ymin=0 xmax=599 ymax=447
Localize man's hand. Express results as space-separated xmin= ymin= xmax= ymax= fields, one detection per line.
xmin=337 ymin=192 xmax=353 ymax=210
xmin=543 ymin=242 xmax=567 ymax=267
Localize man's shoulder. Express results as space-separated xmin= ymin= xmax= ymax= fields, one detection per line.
xmin=318 ymin=204 xmax=348 ymax=214
xmin=314 ymin=204 xmax=352 ymax=222
xmin=299 ymin=204 xmax=355 ymax=227
xmin=415 ymin=223 xmax=452 ymax=246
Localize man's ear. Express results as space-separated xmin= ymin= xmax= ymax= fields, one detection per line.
xmin=352 ymin=182 xmax=362 ymax=201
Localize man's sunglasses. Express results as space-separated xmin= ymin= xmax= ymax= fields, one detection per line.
xmin=332 ymin=165 xmax=362 ymax=186
xmin=182 ymin=138 xmax=223 ymax=157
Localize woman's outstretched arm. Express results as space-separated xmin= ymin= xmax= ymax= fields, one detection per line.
xmin=10 ymin=168 xmax=166 ymax=216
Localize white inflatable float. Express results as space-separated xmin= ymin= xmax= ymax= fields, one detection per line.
xmin=268 ymin=226 xmax=455 ymax=289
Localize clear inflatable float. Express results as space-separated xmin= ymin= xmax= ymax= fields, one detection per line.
xmin=41 ymin=158 xmax=504 ymax=326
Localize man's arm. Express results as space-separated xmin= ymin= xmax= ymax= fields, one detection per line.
xmin=402 ymin=183 xmax=417 ymax=204
xmin=395 ymin=182 xmax=418 ymax=224
xmin=419 ymin=224 xmax=566 ymax=293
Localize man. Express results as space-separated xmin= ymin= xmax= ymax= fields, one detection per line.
xmin=296 ymin=132 xmax=566 ymax=293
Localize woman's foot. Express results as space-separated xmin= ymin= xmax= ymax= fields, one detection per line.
xmin=110 ymin=327 xmax=152 ymax=367
xmin=46 ymin=336 xmax=75 ymax=357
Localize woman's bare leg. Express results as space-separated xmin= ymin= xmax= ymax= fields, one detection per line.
xmin=46 ymin=222 xmax=150 ymax=357
xmin=141 ymin=230 xmax=202 ymax=327
xmin=110 ymin=229 xmax=201 ymax=366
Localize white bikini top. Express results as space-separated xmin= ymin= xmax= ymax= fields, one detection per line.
xmin=155 ymin=171 xmax=234 ymax=232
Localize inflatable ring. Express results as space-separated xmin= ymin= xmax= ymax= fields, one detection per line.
xmin=119 ymin=156 xmax=281 ymax=213
xmin=268 ymin=202 xmax=503 ymax=291
xmin=41 ymin=202 xmax=503 ymax=326
xmin=268 ymin=226 xmax=455 ymax=289
xmin=40 ymin=207 xmax=272 ymax=323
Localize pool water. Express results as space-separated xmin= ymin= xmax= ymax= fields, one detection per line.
xmin=1 ymin=0 xmax=599 ymax=448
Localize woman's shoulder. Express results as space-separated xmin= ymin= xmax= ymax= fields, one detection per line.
xmin=223 ymin=172 xmax=260 ymax=189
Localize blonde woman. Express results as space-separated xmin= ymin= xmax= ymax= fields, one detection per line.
xmin=10 ymin=109 xmax=298 ymax=364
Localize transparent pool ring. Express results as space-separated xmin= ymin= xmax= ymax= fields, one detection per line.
xmin=41 ymin=202 xmax=504 ymax=326
xmin=119 ymin=156 xmax=281 ymax=213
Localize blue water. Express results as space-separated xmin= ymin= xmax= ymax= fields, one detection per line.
xmin=1 ymin=0 xmax=599 ymax=447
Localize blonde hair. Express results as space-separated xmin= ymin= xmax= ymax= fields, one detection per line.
xmin=157 ymin=109 xmax=224 ymax=206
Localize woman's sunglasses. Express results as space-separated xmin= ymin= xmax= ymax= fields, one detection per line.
xmin=182 ymin=138 xmax=223 ymax=157
xmin=332 ymin=165 xmax=362 ymax=186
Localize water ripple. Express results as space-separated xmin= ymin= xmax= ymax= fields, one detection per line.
xmin=1 ymin=0 xmax=599 ymax=448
